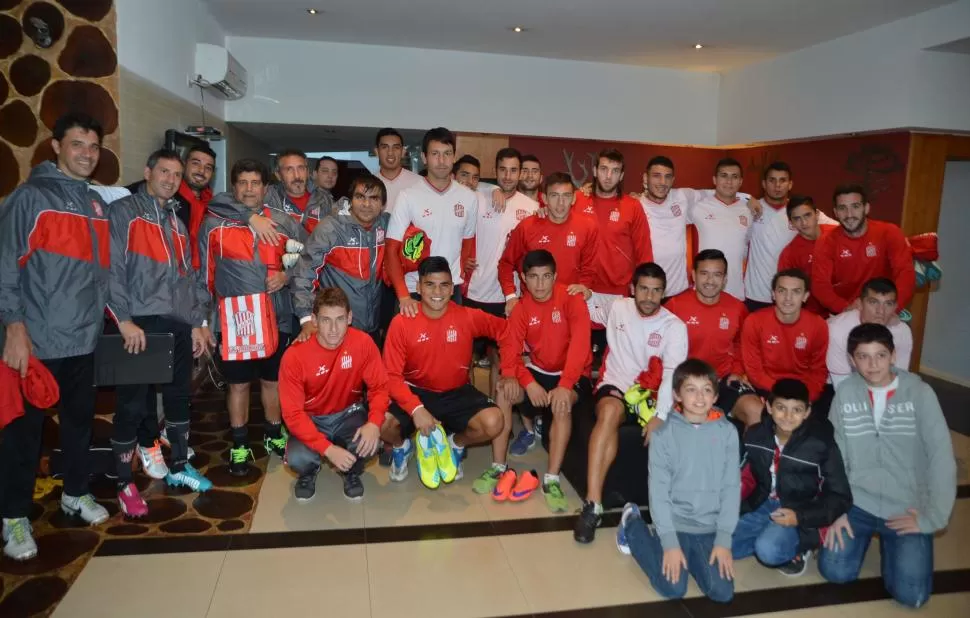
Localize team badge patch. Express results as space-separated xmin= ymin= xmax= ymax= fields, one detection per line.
xmin=552 ymin=310 xmax=562 ymax=324
xmin=609 ymin=210 xmax=620 ymax=223
xmin=794 ymin=334 xmax=808 ymax=350
xmin=341 ymin=353 xmax=353 ymax=370
xmin=719 ymin=316 xmax=730 ymax=330
xmin=454 ymin=203 xmax=465 ymax=218
xmin=516 ymin=209 xmax=528 ymax=221
xmin=566 ymin=233 xmax=576 ymax=247
xmin=865 ymin=243 xmax=877 ymax=257
xmin=648 ymin=332 xmax=662 ymax=347
xmin=739 ymin=215 xmax=748 ymax=227
xmin=671 ymin=204 xmax=682 ymax=217
xmin=447 ymin=327 xmax=458 ymax=343
xmin=219 ymin=293 xmax=279 ymax=361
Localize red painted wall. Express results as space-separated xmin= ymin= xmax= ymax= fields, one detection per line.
xmin=509 ymin=132 xmax=911 ymax=224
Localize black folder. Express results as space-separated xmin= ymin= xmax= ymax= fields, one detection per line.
xmin=94 ymin=334 xmax=175 ymax=386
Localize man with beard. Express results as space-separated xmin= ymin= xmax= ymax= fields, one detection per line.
xmin=1 ymin=113 xmax=112 ymax=560
xmin=265 ymin=150 xmax=335 ymax=241
xmin=106 ymin=150 xmax=215 ymax=518
xmin=375 ymin=128 xmax=421 ymax=213
xmin=386 ymin=128 xmax=479 ymax=318
xmin=292 ymin=175 xmax=390 ymax=344
xmin=574 ymin=263 xmax=688 ymax=544
xmin=666 ymin=250 xmax=762 ymax=421
xmin=744 ymin=164 xmax=837 ymax=312
xmin=811 ymin=185 xmax=915 ymax=315
xmin=778 ymin=196 xmax=838 ymax=316
xmin=573 ymin=149 xmax=653 ymax=326
xmin=741 ymin=269 xmax=828 ymax=425
xmin=518 ymin=155 xmax=543 ymax=206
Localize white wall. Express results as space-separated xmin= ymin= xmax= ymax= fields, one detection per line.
xmin=116 ymin=0 xmax=227 ymax=119
xmin=921 ymin=161 xmax=970 ymax=385
xmin=717 ymin=0 xmax=970 ymax=145
xmin=224 ymin=37 xmax=720 ymax=145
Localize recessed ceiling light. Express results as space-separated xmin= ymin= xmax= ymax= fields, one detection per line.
xmin=306 ymin=8 xmax=319 ymax=15
xmin=509 ymin=26 xmax=528 ymax=33
xmin=694 ymin=43 xmax=704 ymax=49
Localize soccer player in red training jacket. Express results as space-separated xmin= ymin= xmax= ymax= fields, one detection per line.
xmin=811 ymin=184 xmax=915 ymax=315
xmin=665 ymin=249 xmax=762 ymax=423
xmin=380 ymin=256 xmax=506 ymax=485
xmin=479 ymin=250 xmax=592 ymax=511
xmin=741 ymin=269 xmax=829 ymax=426
xmin=279 ymin=287 xmax=389 ymax=503
xmin=777 ymin=195 xmax=838 ymax=317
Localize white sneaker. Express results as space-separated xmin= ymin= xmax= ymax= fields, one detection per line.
xmin=61 ymin=494 xmax=110 ymax=525
xmin=2 ymin=518 xmax=38 ymax=561
xmin=138 ymin=440 xmax=170 ymax=479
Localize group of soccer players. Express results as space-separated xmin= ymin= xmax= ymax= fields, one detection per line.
xmin=1 ymin=116 xmax=953 ymax=611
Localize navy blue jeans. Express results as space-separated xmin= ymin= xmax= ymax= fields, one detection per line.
xmin=624 ymin=518 xmax=734 ymax=603
xmin=732 ymin=498 xmax=801 ymax=565
xmin=818 ymin=505 xmax=934 ymax=609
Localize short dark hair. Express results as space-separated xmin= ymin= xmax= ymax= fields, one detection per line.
xmin=453 ymin=154 xmax=480 ymax=175
xmin=495 ymin=147 xmax=522 ymax=170
xmin=230 ymin=158 xmax=271 ymax=185
xmin=185 ymin=144 xmax=217 ymax=163
xmin=693 ymin=248 xmax=728 ymax=272
xmin=53 ymin=112 xmax=103 ymax=142
xmin=772 ymin=268 xmax=810 ymax=292
xmin=522 ymin=249 xmax=556 ymax=274
xmin=847 ymin=323 xmax=895 ymax=356
xmin=860 ymin=277 xmax=897 ymax=299
xmin=315 ymin=156 xmax=338 ymax=172
xmin=762 ymin=161 xmax=792 ymax=181
xmin=375 ymin=128 xmax=404 ymax=148
xmin=646 ymin=155 xmax=675 ymax=174
xmin=349 ymin=174 xmax=387 ymax=205
xmin=786 ymin=195 xmax=816 ymax=218
xmin=672 ymin=358 xmax=718 ymax=393
xmin=422 ymin=127 xmax=456 ymax=155
xmin=715 ymin=157 xmax=743 ymax=176
xmin=521 ymin=154 xmax=541 ymax=167
xmin=146 ymin=148 xmax=183 ymax=170
xmin=417 ymin=256 xmax=452 ymax=279
xmin=313 ymin=287 xmax=351 ymax=314
xmin=768 ymin=378 xmax=810 ymax=407
xmin=596 ymin=148 xmax=625 ymax=171
xmin=276 ymin=149 xmax=307 ymax=167
xmin=543 ymin=172 xmax=574 ymax=193
xmin=833 ymin=183 xmax=868 ymax=205
xmin=633 ymin=262 xmax=666 ymax=291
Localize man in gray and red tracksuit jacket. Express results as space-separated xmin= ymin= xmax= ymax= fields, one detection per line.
xmin=0 ymin=113 xmax=112 ymax=562
xmin=198 ymin=159 xmax=296 ymax=477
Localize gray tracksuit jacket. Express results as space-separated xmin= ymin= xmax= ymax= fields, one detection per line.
xmin=0 ymin=161 xmax=110 ymax=359
xmin=648 ymin=411 xmax=741 ymax=551
xmin=830 ymin=370 xmax=956 ymax=533
xmin=265 ymin=184 xmax=334 ymax=243
xmin=106 ymin=187 xmax=206 ymax=327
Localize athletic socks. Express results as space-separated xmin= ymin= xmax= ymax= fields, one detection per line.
xmin=110 ymin=438 xmax=137 ymax=486
xmin=230 ymin=425 xmax=249 ymax=448
xmin=264 ymin=421 xmax=283 ymax=439
xmin=544 ymin=473 xmax=560 ymax=485
xmin=166 ymin=420 xmax=190 ymax=473
xmin=493 ymin=463 xmax=508 ymax=472
xmin=447 ymin=433 xmax=465 ymax=458
xmin=593 ymin=502 xmax=604 ymax=516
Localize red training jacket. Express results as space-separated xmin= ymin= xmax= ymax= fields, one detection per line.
xmin=573 ymin=193 xmax=653 ymax=296
xmin=665 ymin=290 xmax=748 ymax=379
xmin=741 ymin=308 xmax=829 ymax=401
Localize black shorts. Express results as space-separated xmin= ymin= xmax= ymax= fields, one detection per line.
xmin=517 ymin=368 xmax=592 ymax=419
xmin=220 ymin=334 xmax=290 ymax=384
xmin=594 ymin=383 xmax=626 ymax=405
xmin=716 ymin=377 xmax=759 ymax=415
xmin=462 ymin=297 xmax=506 ymax=319
xmin=744 ymin=298 xmax=773 ymax=313
xmin=389 ymin=384 xmax=495 ymax=437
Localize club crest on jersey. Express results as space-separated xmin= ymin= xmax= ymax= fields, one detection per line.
xmin=310 ymin=207 xmax=320 ymax=217
xmin=516 ymin=209 xmax=528 ymax=221
xmin=795 ymin=334 xmax=808 ymax=350
xmin=648 ymin=332 xmax=662 ymax=347
xmin=865 ymin=243 xmax=877 ymax=258
xmin=341 ymin=354 xmax=353 ymax=370
xmin=376 ymin=229 xmax=385 ymax=243
xmin=719 ymin=316 xmax=730 ymax=330
xmin=840 ymin=249 xmax=853 ymax=258
xmin=529 ymin=316 xmax=540 ymax=327
xmin=316 ymin=365 xmax=329 ymax=377
xmin=739 ymin=215 xmax=748 ymax=227
xmin=671 ymin=204 xmax=682 ymax=217
xmin=446 ymin=327 xmax=458 ymax=343
xmin=686 ymin=316 xmax=700 ymax=326
xmin=422 ymin=208 xmax=432 ymax=218
xmin=767 ymin=335 xmax=780 ymax=345
xmin=566 ymin=233 xmax=576 ymax=247
xmin=91 ymin=200 xmax=103 ymax=217
xmin=454 ymin=203 xmax=465 ymax=218
xmin=552 ymin=310 xmax=562 ymax=324
xmin=609 ymin=210 xmax=620 ymax=223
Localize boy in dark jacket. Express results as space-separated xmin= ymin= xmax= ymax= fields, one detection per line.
xmin=732 ymin=379 xmax=852 ymax=577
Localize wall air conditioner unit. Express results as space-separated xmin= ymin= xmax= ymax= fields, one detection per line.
xmin=194 ymin=43 xmax=247 ymax=100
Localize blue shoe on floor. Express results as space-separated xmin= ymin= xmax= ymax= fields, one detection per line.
xmin=616 ymin=502 xmax=641 ymax=555
xmin=509 ymin=429 xmax=536 ymax=457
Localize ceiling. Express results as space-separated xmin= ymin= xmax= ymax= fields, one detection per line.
xmin=203 ymin=0 xmax=954 ymax=70
xmin=232 ymin=122 xmax=426 ymax=153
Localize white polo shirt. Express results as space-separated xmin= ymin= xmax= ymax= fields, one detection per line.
xmin=466 ymin=192 xmax=538 ymax=304
xmin=689 ymin=195 xmax=753 ymax=301
xmin=639 ymin=188 xmax=701 ymax=297
xmin=380 ymin=168 xmax=422 ymax=214
xmin=388 ymin=178 xmax=479 ymax=293
xmin=598 ymin=299 xmax=688 ymax=420
xmin=826 ymin=309 xmax=913 ymax=387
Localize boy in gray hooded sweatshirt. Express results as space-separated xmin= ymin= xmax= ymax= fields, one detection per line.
xmin=615 ymin=359 xmax=740 ymax=603
xmin=819 ymin=323 xmax=956 ymax=608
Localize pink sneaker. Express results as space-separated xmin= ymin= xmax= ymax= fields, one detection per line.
xmin=117 ymin=483 xmax=148 ymax=518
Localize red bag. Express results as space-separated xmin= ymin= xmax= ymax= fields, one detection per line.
xmin=0 ymin=357 xmax=60 ymax=429
xmin=906 ymin=232 xmax=938 ymax=262
xmin=219 ymin=292 xmax=279 ymax=361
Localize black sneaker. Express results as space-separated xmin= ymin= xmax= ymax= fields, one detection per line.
xmin=228 ymin=445 xmax=254 ymax=477
xmin=343 ymin=472 xmax=364 ymax=501
xmin=573 ymin=500 xmax=602 ymax=544
xmin=777 ymin=551 xmax=810 ymax=577
xmin=294 ymin=472 xmax=317 ymax=502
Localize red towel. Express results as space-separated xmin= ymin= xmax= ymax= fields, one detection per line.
xmin=0 ymin=357 xmax=60 ymax=429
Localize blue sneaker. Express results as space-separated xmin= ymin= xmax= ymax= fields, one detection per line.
xmin=509 ymin=429 xmax=536 ymax=456
xmin=616 ymin=502 xmax=641 ymax=555
xmin=165 ymin=463 xmax=213 ymax=493
xmin=389 ymin=439 xmax=414 ymax=482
